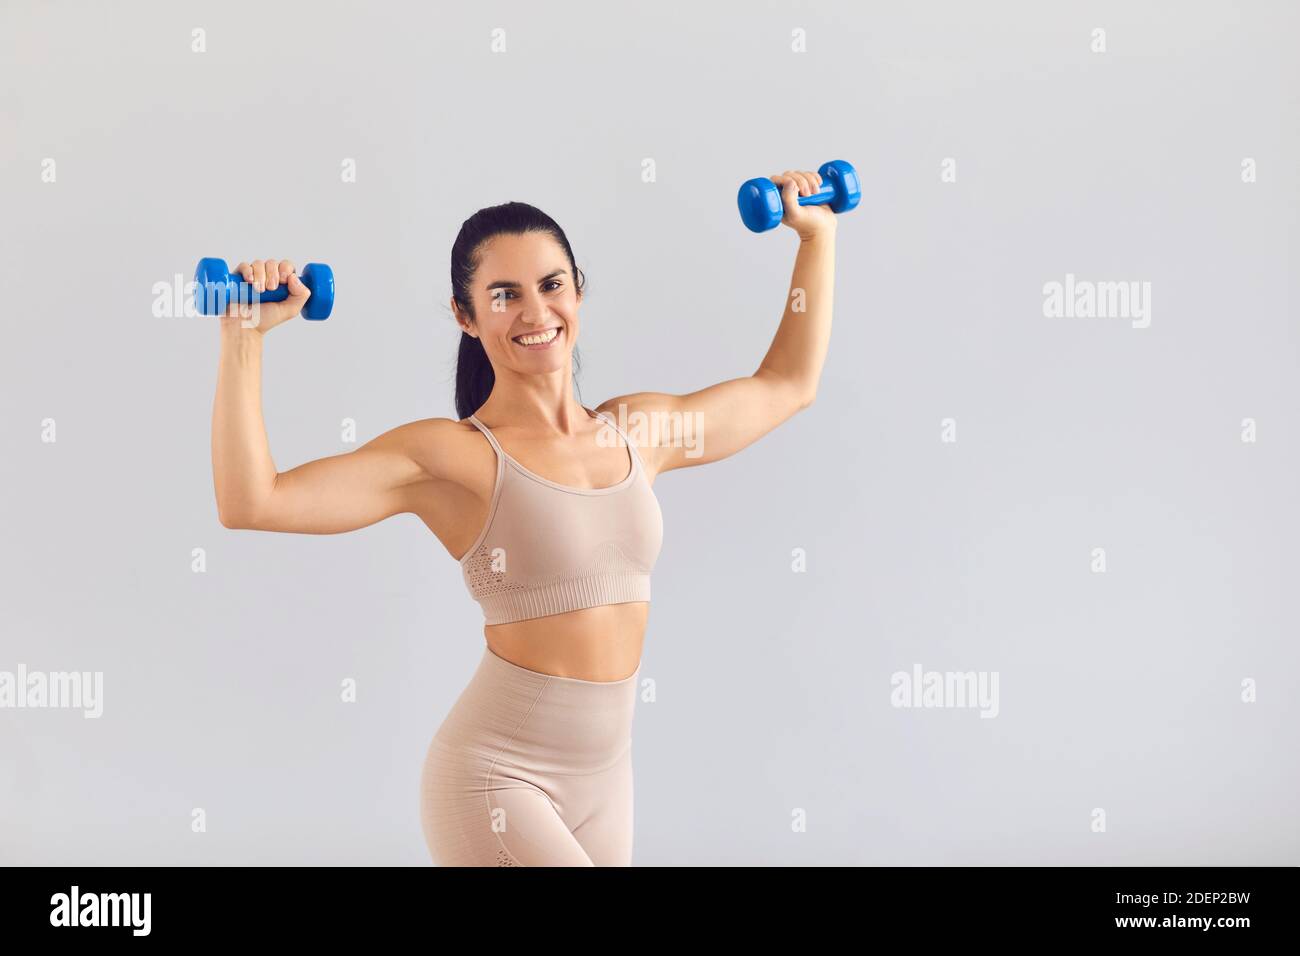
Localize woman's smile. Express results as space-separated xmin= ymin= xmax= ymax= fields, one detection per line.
xmin=512 ymin=326 xmax=563 ymax=350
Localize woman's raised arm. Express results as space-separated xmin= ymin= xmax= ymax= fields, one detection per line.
xmin=211 ymin=258 xmax=440 ymax=534
xmin=595 ymin=169 xmax=837 ymax=478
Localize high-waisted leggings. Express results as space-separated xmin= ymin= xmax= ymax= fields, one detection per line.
xmin=420 ymin=644 xmax=640 ymax=866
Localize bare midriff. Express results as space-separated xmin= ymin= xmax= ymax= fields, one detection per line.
xmin=484 ymin=600 xmax=648 ymax=683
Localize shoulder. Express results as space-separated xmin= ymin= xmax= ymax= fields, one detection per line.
xmin=591 ymin=393 xmax=684 ymax=433
xmin=368 ymin=416 xmax=491 ymax=484
xmin=368 ymin=416 xmax=478 ymax=448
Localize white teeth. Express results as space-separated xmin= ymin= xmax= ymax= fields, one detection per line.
xmin=515 ymin=328 xmax=559 ymax=346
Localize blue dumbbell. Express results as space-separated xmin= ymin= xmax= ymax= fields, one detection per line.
xmin=737 ymin=160 xmax=861 ymax=233
xmin=194 ymin=258 xmax=335 ymax=320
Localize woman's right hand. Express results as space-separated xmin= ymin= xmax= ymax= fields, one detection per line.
xmin=221 ymin=258 xmax=312 ymax=334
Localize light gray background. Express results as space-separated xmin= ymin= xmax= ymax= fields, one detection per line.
xmin=2 ymin=0 xmax=1296 ymax=865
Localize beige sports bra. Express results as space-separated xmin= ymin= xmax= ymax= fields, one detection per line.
xmin=457 ymin=407 xmax=664 ymax=625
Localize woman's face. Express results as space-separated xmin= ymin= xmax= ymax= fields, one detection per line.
xmin=455 ymin=231 xmax=581 ymax=375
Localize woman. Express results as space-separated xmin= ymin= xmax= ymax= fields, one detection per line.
xmin=211 ymin=168 xmax=836 ymax=865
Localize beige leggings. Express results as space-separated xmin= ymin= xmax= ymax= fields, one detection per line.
xmin=420 ymin=644 xmax=640 ymax=866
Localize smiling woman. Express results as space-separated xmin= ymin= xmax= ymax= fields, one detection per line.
xmin=410 ymin=189 xmax=830 ymax=865
xmin=449 ymin=206 xmax=588 ymax=416
xmin=211 ymin=176 xmax=834 ymax=866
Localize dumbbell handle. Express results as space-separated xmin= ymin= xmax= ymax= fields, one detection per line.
xmin=211 ymin=270 xmax=310 ymax=303
xmin=790 ymin=181 xmax=840 ymax=207
xmin=226 ymin=278 xmax=293 ymax=302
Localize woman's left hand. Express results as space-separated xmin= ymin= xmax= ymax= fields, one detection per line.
xmin=770 ymin=169 xmax=838 ymax=241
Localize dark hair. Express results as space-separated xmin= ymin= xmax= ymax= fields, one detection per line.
xmin=451 ymin=201 xmax=586 ymax=420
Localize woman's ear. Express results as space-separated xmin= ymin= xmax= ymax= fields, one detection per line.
xmin=451 ymin=297 xmax=476 ymax=336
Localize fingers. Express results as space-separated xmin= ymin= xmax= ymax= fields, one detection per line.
xmin=286 ymin=271 xmax=310 ymax=300
xmin=239 ymin=258 xmax=299 ymax=291
xmin=276 ymin=261 xmax=308 ymax=302
xmin=774 ymin=170 xmax=822 ymax=196
xmin=770 ymin=174 xmax=796 ymax=201
xmin=225 ymin=258 xmax=307 ymax=323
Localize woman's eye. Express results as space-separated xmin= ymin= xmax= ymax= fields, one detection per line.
xmin=494 ymin=282 xmax=562 ymax=300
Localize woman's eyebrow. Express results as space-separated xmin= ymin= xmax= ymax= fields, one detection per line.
xmin=485 ymin=269 xmax=567 ymax=291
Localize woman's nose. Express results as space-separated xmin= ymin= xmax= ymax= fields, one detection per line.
xmin=518 ymin=295 xmax=550 ymax=324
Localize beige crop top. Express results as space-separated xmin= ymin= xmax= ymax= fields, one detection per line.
xmin=457 ymin=407 xmax=664 ymax=625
